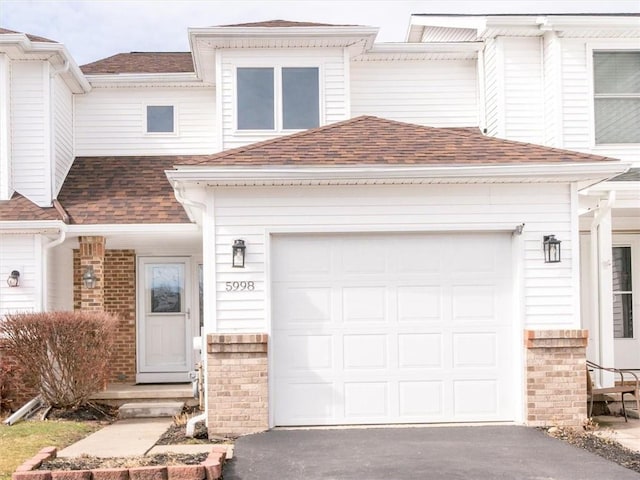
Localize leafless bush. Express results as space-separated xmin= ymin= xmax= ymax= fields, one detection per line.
xmin=0 ymin=311 xmax=117 ymax=409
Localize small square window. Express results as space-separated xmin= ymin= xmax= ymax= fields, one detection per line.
xmin=147 ymin=105 xmax=174 ymax=133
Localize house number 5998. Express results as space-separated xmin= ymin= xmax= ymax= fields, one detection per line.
xmin=225 ymin=281 xmax=255 ymax=291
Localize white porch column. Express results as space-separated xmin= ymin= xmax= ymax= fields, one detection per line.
xmin=590 ymin=192 xmax=615 ymax=386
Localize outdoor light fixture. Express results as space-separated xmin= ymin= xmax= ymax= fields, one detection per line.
xmin=543 ymin=235 xmax=561 ymax=263
xmin=82 ymin=266 xmax=98 ymax=289
xmin=232 ymin=239 xmax=246 ymax=268
xmin=6 ymin=270 xmax=20 ymax=287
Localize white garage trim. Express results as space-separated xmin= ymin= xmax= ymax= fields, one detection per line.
xmin=265 ymin=231 xmax=522 ymax=426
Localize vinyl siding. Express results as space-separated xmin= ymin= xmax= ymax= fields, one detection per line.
xmin=560 ymin=39 xmax=640 ymax=166
xmin=0 ymin=234 xmax=40 ymax=315
xmin=542 ymin=32 xmax=562 ymax=147
xmin=219 ymin=48 xmax=347 ymax=150
xmin=75 ymin=87 xmax=217 ymax=156
xmin=206 ymin=183 xmax=576 ymax=333
xmin=11 ymin=61 xmax=51 ymax=206
xmin=483 ymin=38 xmax=500 ymax=137
xmin=53 ymin=75 xmax=73 ymax=195
xmin=350 ymin=59 xmax=478 ymax=127
xmin=502 ymin=37 xmax=544 ymax=144
xmin=0 ymin=54 xmax=10 ymax=200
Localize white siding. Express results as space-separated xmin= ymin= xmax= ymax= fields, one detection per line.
xmin=75 ymin=87 xmax=217 ymax=156
xmin=502 ymin=37 xmax=544 ymax=144
xmin=53 ymin=75 xmax=74 ymax=195
xmin=483 ymin=38 xmax=500 ymax=137
xmin=47 ymin=243 xmax=74 ymax=311
xmin=0 ymin=234 xmax=40 ymax=315
xmin=560 ymin=40 xmax=591 ymax=151
xmin=421 ymin=27 xmax=477 ymax=42
xmin=0 ymin=54 xmax=11 ymax=200
xmin=219 ymin=48 xmax=347 ymax=150
xmin=542 ymin=32 xmax=562 ymax=147
xmin=350 ymin=59 xmax=478 ymax=127
xmin=11 ymin=61 xmax=51 ymax=206
xmin=560 ymin=39 xmax=640 ymax=166
xmin=207 ymin=183 xmax=576 ymax=333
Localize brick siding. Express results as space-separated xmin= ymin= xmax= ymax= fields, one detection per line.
xmin=525 ymin=329 xmax=588 ymax=427
xmin=74 ymin=242 xmax=136 ymax=384
xmin=206 ymin=333 xmax=268 ymax=437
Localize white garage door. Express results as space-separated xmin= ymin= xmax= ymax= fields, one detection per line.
xmin=272 ymin=232 xmax=515 ymax=426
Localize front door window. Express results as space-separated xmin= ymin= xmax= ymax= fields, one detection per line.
xmin=613 ymin=246 xmax=634 ymax=338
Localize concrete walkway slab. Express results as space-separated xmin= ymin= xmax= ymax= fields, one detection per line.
xmin=594 ymin=416 xmax=640 ymax=452
xmin=223 ymin=425 xmax=640 ymax=480
xmin=58 ymin=418 xmax=173 ymax=458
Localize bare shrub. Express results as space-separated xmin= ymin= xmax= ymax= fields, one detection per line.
xmin=0 ymin=311 xmax=117 ymax=409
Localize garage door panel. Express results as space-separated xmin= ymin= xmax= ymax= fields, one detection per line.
xmin=397 ymin=285 xmax=441 ymax=322
xmin=452 ymin=333 xmax=497 ymax=368
xmin=398 ymin=333 xmax=443 ymax=368
xmin=454 ymin=380 xmax=498 ymax=416
xmin=342 ymin=286 xmax=386 ymax=322
xmin=343 ymin=334 xmax=387 ymax=370
xmin=273 ymin=240 xmax=332 ymax=278
xmin=399 ymin=381 xmax=444 ymax=416
xmin=272 ymin=233 xmax=514 ymax=426
xmin=274 ymin=286 xmax=333 ymax=323
xmin=344 ymin=382 xmax=388 ymax=417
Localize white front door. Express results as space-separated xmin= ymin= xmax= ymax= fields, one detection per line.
xmin=271 ymin=232 xmax=515 ymax=426
xmin=137 ymin=257 xmax=192 ymax=383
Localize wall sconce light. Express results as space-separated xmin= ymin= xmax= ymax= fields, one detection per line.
xmin=543 ymin=235 xmax=561 ymax=263
xmin=6 ymin=270 xmax=20 ymax=287
xmin=232 ymin=239 xmax=246 ymax=268
xmin=82 ymin=266 xmax=98 ymax=289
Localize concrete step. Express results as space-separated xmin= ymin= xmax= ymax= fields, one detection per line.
xmin=118 ymin=401 xmax=184 ymax=419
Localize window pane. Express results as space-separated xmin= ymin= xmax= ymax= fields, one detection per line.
xmin=149 ymin=264 xmax=184 ymax=313
xmin=282 ymin=67 xmax=319 ymax=129
xmin=595 ymin=98 xmax=640 ymax=144
xmin=594 ymin=52 xmax=640 ymax=94
xmin=147 ymin=106 xmax=174 ymax=133
xmin=237 ymin=68 xmax=274 ymax=130
xmin=613 ymin=247 xmax=632 ymax=292
xmin=613 ymin=247 xmax=633 ymax=339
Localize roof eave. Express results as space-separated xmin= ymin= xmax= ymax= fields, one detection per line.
xmin=85 ymin=72 xmax=204 ymax=87
xmin=166 ymin=162 xmax=630 ymax=189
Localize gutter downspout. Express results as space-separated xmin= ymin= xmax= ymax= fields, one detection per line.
xmin=590 ymin=190 xmax=616 ymax=386
xmin=41 ymin=227 xmax=67 ymax=312
xmin=172 ymin=183 xmax=208 ymax=426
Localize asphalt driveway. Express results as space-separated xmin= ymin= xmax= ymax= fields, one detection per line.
xmin=223 ymin=425 xmax=640 ymax=480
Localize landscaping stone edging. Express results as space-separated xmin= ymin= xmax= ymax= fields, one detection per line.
xmin=12 ymin=446 xmax=227 ymax=480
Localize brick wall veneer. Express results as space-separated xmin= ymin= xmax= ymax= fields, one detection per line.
xmin=525 ymin=329 xmax=588 ymax=427
xmin=74 ymin=248 xmax=136 ymax=384
xmin=207 ymin=334 xmax=268 ymax=437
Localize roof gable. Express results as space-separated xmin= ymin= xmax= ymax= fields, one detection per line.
xmin=175 ymin=116 xmax=617 ymax=167
xmin=0 ymin=27 xmax=57 ymax=43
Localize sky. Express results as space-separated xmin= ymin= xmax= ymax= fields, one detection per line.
xmin=1 ymin=0 xmax=640 ymax=66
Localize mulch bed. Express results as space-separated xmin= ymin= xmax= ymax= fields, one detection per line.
xmin=548 ymin=426 xmax=640 ymax=474
xmin=45 ymin=402 xmax=118 ymax=422
xmin=40 ymin=453 xmax=208 ymax=470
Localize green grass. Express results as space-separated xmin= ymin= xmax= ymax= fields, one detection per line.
xmin=0 ymin=420 xmax=99 ymax=480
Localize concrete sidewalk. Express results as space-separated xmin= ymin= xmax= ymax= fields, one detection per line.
xmin=58 ymin=418 xmax=174 ymax=458
xmin=594 ymin=416 xmax=640 ymax=452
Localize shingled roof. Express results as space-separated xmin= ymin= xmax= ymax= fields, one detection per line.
xmin=220 ymin=19 xmax=351 ymax=27
xmin=0 ymin=194 xmax=60 ymax=222
xmin=81 ymin=52 xmax=194 ymax=75
xmin=0 ymin=27 xmax=57 ymax=43
xmin=175 ymin=116 xmax=617 ymax=167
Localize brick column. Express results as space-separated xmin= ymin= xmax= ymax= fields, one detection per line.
xmin=525 ymin=329 xmax=588 ymax=427
xmin=207 ymin=334 xmax=268 ymax=437
xmin=78 ymin=236 xmax=105 ymax=311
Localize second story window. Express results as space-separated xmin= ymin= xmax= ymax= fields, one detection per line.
xmin=237 ymin=66 xmax=319 ymax=131
xmin=147 ymin=105 xmax=175 ymax=133
xmin=593 ymin=51 xmax=640 ymax=144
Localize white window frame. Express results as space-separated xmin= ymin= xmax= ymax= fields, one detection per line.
xmin=586 ymin=42 xmax=640 ymax=149
xmin=233 ymin=62 xmax=324 ymax=134
xmin=144 ymin=104 xmax=178 ymax=136
xmin=612 ymin=235 xmax=640 ymax=342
